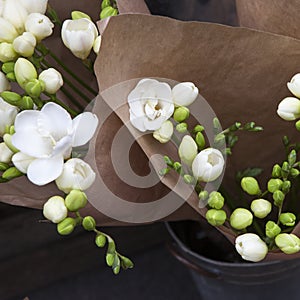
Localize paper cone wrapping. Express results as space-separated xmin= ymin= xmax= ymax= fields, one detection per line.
xmin=236 ymin=0 xmax=300 ymax=39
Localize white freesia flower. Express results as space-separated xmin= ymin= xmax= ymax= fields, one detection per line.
xmin=277 ymin=97 xmax=300 ymax=121
xmin=235 ymin=233 xmax=268 ymax=262
xmin=25 ymin=13 xmax=54 ymax=41
xmin=0 ymin=42 xmax=17 ymax=63
xmin=11 ymin=102 xmax=99 ymax=185
xmin=192 ymin=148 xmax=224 ymax=182
xmin=0 ymin=0 xmax=4 ymax=16
xmin=172 ymin=82 xmax=198 ymax=107
xmin=287 ymin=73 xmax=300 ymax=98
xmin=55 ymin=158 xmax=96 ymax=194
xmin=19 ymin=0 xmax=48 ymax=14
xmin=0 ymin=71 xmax=10 ymax=92
xmin=43 ymin=196 xmax=68 ymax=223
xmin=178 ymin=135 xmax=198 ymax=166
xmin=0 ymin=142 xmax=13 ymax=163
xmin=3 ymin=0 xmax=28 ymax=33
xmin=39 ymin=68 xmax=63 ymax=94
xmin=13 ymin=31 xmax=36 ymax=57
xmin=0 ymin=17 xmax=18 ymax=42
xmin=14 ymin=57 xmax=37 ymax=88
xmin=0 ymin=97 xmax=18 ymax=137
xmin=12 ymin=152 xmax=34 ymax=173
xmin=128 ymin=79 xmax=174 ymax=132
xmin=153 ymin=120 xmax=173 ymax=143
xmin=61 ymin=18 xmax=98 ymax=59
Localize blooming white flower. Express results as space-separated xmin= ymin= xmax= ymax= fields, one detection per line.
xmin=38 ymin=68 xmax=63 ymax=94
xmin=61 ymin=18 xmax=98 ymax=59
xmin=12 ymin=152 xmax=34 ymax=173
xmin=277 ymin=97 xmax=300 ymax=121
xmin=13 ymin=31 xmax=36 ymax=57
xmin=0 ymin=42 xmax=18 ymax=63
xmin=11 ymin=102 xmax=99 ymax=185
xmin=2 ymin=0 xmax=28 ymax=33
xmin=25 ymin=13 xmax=54 ymax=41
xmin=19 ymin=0 xmax=48 ymax=14
xmin=235 ymin=233 xmax=268 ymax=262
xmin=0 ymin=71 xmax=10 ymax=92
xmin=287 ymin=73 xmax=300 ymax=98
xmin=55 ymin=158 xmax=96 ymax=194
xmin=153 ymin=120 xmax=173 ymax=143
xmin=128 ymin=79 xmax=174 ymax=132
xmin=172 ymin=82 xmax=198 ymax=107
xmin=0 ymin=142 xmax=13 ymax=163
xmin=192 ymin=148 xmax=224 ymax=182
xmin=178 ymin=135 xmax=198 ymax=166
xmin=93 ymin=35 xmax=101 ymax=54
xmin=0 ymin=97 xmax=18 ymax=137
xmin=0 ymin=17 xmax=18 ymax=42
xmin=43 ymin=196 xmax=68 ymax=223
xmin=14 ymin=57 xmax=37 ymax=88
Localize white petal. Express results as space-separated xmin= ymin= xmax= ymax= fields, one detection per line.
xmin=12 ymin=152 xmax=34 ymax=173
xmin=14 ymin=109 xmax=39 ymax=132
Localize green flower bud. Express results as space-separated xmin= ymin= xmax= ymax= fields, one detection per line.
xmin=195 ymin=132 xmax=205 ymax=150
xmin=57 ymin=217 xmax=76 ymax=235
xmin=9 ymin=125 xmax=15 ymax=135
xmin=176 ymin=122 xmax=188 ymax=133
xmin=193 ymin=124 xmax=204 ymax=133
xmin=214 ymin=133 xmax=226 ymax=146
xmin=282 ymin=180 xmax=291 ymax=194
xmin=173 ymin=106 xmax=190 ymax=122
xmin=206 ymin=209 xmax=226 ymax=226
xmin=250 ymin=199 xmax=272 ymax=219
xmin=120 ymin=256 xmax=134 ymax=269
xmin=173 ymin=162 xmax=182 ymax=173
xmin=275 ymin=233 xmax=300 ymax=254
xmin=273 ymin=190 xmax=285 ymax=207
xmin=95 ymin=234 xmax=106 ymax=248
xmin=213 ymin=117 xmax=222 ymax=132
xmin=25 ymin=79 xmax=44 ymax=97
xmin=113 ymin=255 xmax=121 ymax=275
xmin=281 ymin=161 xmax=289 ymax=177
xmin=290 ymin=168 xmax=300 ymax=178
xmin=65 ymin=190 xmax=88 ymax=212
xmin=288 ymin=150 xmax=297 ymax=166
xmin=19 ymin=96 xmax=34 ymax=110
xmin=267 ymin=178 xmax=283 ymax=193
xmin=163 ymin=155 xmax=173 ymax=167
xmin=82 ymin=216 xmax=96 ymax=231
xmin=106 ymin=253 xmax=115 ymax=267
xmin=241 ymin=177 xmax=261 ymax=195
xmin=2 ymin=166 xmax=23 ymax=180
xmin=101 ymin=0 xmax=111 ymax=9
xmin=71 ymin=11 xmax=91 ymax=20
xmin=159 ymin=167 xmax=170 ymax=176
xmin=0 ymin=162 xmax=10 ymax=171
xmin=279 ymin=212 xmax=296 ymax=226
xmin=265 ymin=221 xmax=281 ymax=238
xmin=2 ymin=62 xmax=15 ymax=74
xmin=14 ymin=58 xmax=37 ymax=89
xmin=100 ymin=6 xmax=118 ymax=19
xmin=183 ymin=174 xmax=195 ymax=185
xmin=207 ymin=191 xmax=224 ymax=209
xmin=0 ymin=43 xmax=18 ymax=62
xmin=198 ymin=190 xmax=208 ymax=201
xmin=6 ymin=72 xmax=16 ymax=81
xmin=296 ymin=120 xmax=300 ymax=132
xmin=272 ymin=164 xmax=282 ymax=178
xmin=230 ymin=208 xmax=253 ymax=230
xmin=0 ymin=91 xmax=21 ymax=106
xmin=3 ymin=134 xmax=19 ymax=153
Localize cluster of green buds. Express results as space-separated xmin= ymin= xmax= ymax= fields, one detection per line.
xmin=100 ymin=0 xmax=118 ymax=19
xmin=43 ymin=189 xmax=133 ymax=274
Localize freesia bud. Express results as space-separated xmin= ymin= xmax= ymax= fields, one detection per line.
xmin=13 ymin=32 xmax=36 ymax=57
xmin=192 ymin=148 xmax=224 ymax=182
xmin=230 ymin=208 xmax=253 ymax=230
xmin=38 ymin=68 xmax=63 ymax=94
xmin=0 ymin=42 xmax=18 ymax=63
xmin=277 ymin=97 xmax=300 ymax=121
xmin=2 ymin=62 xmax=15 ymax=74
xmin=183 ymin=174 xmax=195 ymax=185
xmin=100 ymin=6 xmax=118 ymax=19
xmin=19 ymin=0 xmax=48 ymax=14
xmin=206 ymin=209 xmax=226 ymax=226
xmin=173 ymin=106 xmax=190 ymax=122
xmin=198 ymin=190 xmax=208 ymax=201
xmin=0 ymin=17 xmax=18 ymax=42
xmin=0 ymin=71 xmax=10 ymax=92
xmin=25 ymin=13 xmax=54 ymax=41
xmin=82 ymin=216 xmax=96 ymax=231
xmin=3 ymin=0 xmax=28 ymax=33
xmin=57 ymin=217 xmax=76 ymax=235
xmin=71 ymin=11 xmax=91 ymax=20
xmin=250 ymin=199 xmax=272 ymax=218
xmin=241 ymin=177 xmax=261 ymax=195
xmin=178 ymin=135 xmax=198 ymax=166
xmin=235 ymin=233 xmax=268 ymax=262
xmin=296 ymin=120 xmax=300 ymax=131
xmin=207 ymin=191 xmax=224 ymax=209
xmin=176 ymin=122 xmax=188 ymax=133
xmin=101 ymin=0 xmax=111 ymax=9
xmin=65 ymin=190 xmax=87 ymax=212
xmin=275 ymin=233 xmax=300 ymax=254
xmin=25 ymin=79 xmax=44 ymax=97
xmin=271 ymin=164 xmax=281 ymax=178
xmin=3 ymin=133 xmax=19 ymax=153
xmin=14 ymin=58 xmax=37 ymax=89
xmin=43 ymin=196 xmax=68 ymax=224
xmin=0 ymin=91 xmax=21 ymax=106
xmin=2 ymin=166 xmax=23 ymax=180
xmin=55 ymin=158 xmax=96 ymax=194
xmin=6 ymin=72 xmax=15 ymax=81
xmin=265 ymin=221 xmax=281 ymax=238
xmin=19 ymin=96 xmax=34 ymax=110
xmin=93 ymin=35 xmax=101 ymax=54
xmin=0 ymin=98 xmax=18 ymax=137
xmin=61 ymin=18 xmax=98 ymax=59
xmin=279 ymin=212 xmax=296 ymax=226
xmin=0 ymin=142 xmax=13 ymax=163
xmin=287 ymin=73 xmax=300 ymax=98
xmin=193 ymin=124 xmax=204 ymax=133
xmin=195 ymin=132 xmax=205 ymax=150
xmin=267 ymin=178 xmax=283 ymax=193
xmin=273 ymin=190 xmax=285 ymax=207
xmin=290 ymin=168 xmax=300 ymax=178
xmin=0 ymin=162 xmax=9 ymax=172
xmin=95 ymin=234 xmax=106 ymax=247
xmin=153 ymin=120 xmax=173 ymax=143
xmin=172 ymin=82 xmax=198 ymax=106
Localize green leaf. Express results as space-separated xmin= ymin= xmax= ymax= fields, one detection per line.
xmin=236 ymin=167 xmax=263 ymax=182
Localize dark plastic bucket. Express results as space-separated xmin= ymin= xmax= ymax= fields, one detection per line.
xmin=166 ymin=221 xmax=300 ymax=300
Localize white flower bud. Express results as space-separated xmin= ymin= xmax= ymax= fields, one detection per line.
xmin=43 ymin=196 xmax=68 ymax=224
xmin=19 ymin=0 xmax=48 ymax=14
xmin=153 ymin=120 xmax=173 ymax=143
xmin=25 ymin=13 xmax=54 ymax=41
xmin=277 ymin=97 xmax=300 ymax=121
xmin=0 ymin=142 xmax=13 ymax=163
xmin=3 ymin=0 xmax=28 ymax=33
xmin=0 ymin=17 xmax=18 ymax=42
xmin=172 ymin=82 xmax=198 ymax=107
xmin=250 ymin=199 xmax=272 ymax=219
xmin=93 ymin=35 xmax=101 ymax=54
xmin=235 ymin=233 xmax=268 ymax=262
xmin=61 ymin=18 xmax=98 ymax=59
xmin=0 ymin=42 xmax=17 ymax=63
xmin=14 ymin=57 xmax=37 ymax=89
xmin=13 ymin=31 xmax=36 ymax=57
xmin=0 ymin=97 xmax=18 ymax=137
xmin=287 ymin=73 xmax=300 ymax=98
xmin=192 ymin=148 xmax=224 ymax=182
xmin=0 ymin=71 xmax=10 ymax=92
xmin=55 ymin=158 xmax=96 ymax=194
xmin=38 ymin=68 xmax=63 ymax=94
xmin=178 ymin=135 xmax=198 ymax=166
